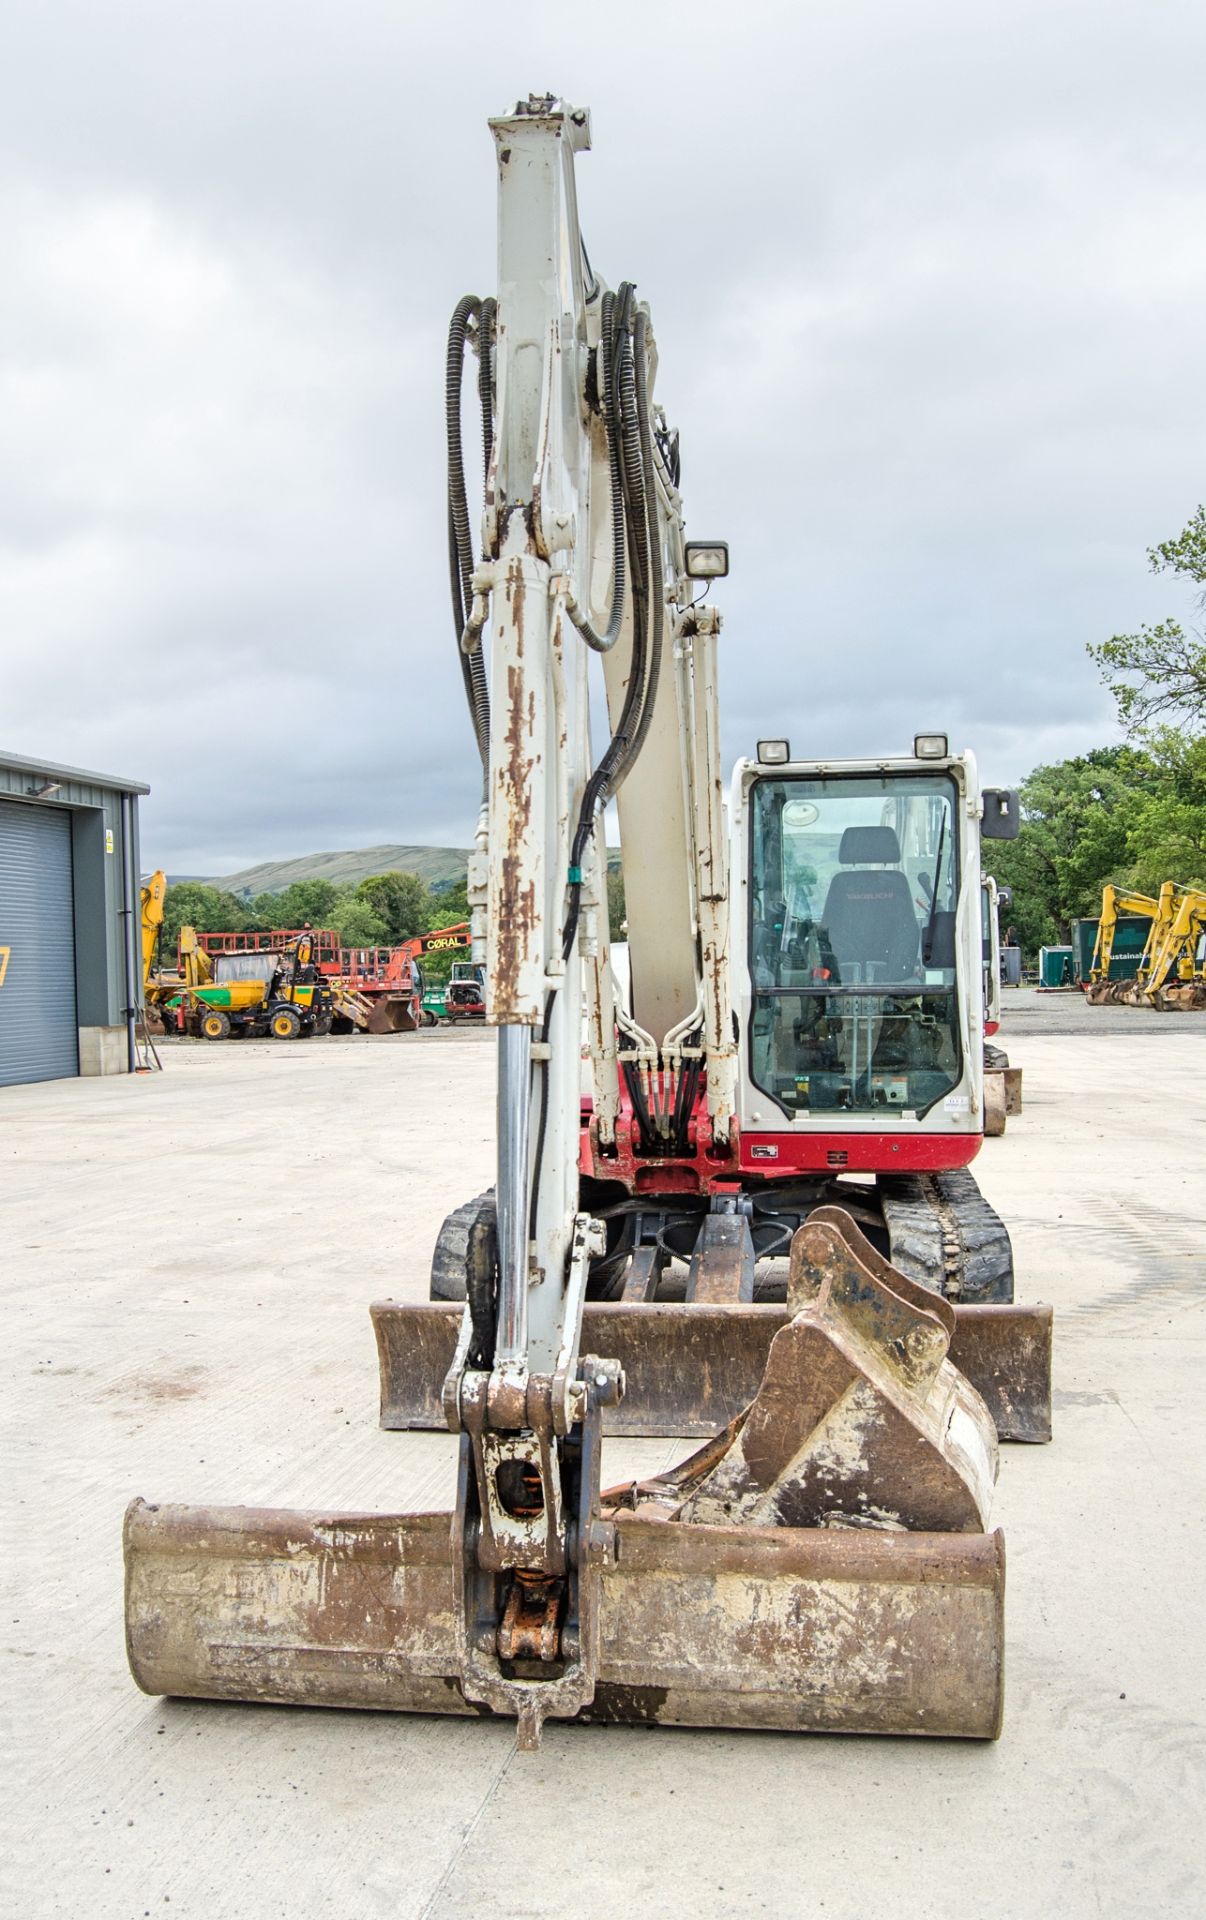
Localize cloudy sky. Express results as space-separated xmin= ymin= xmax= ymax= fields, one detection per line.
xmin=3 ymin=2 xmax=1204 ymax=874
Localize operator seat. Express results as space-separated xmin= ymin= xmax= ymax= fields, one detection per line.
xmin=820 ymin=826 xmax=920 ymax=983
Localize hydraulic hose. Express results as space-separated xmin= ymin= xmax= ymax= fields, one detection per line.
xmin=466 ymin=299 xmax=496 ymax=759
xmin=452 ymin=275 xmax=671 ymax=1224
xmin=611 ymin=307 xmax=665 ymax=785
xmin=563 ymin=287 xmax=628 ymax=655
xmin=533 ymin=295 xmax=672 ymax=1212
xmin=446 ymin=295 xmax=491 ymax=773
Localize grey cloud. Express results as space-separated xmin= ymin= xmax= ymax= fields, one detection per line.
xmin=2 ymin=2 xmax=1203 ymax=871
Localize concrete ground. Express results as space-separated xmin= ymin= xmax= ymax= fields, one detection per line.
xmin=4 ymin=1007 xmax=1205 ymax=1920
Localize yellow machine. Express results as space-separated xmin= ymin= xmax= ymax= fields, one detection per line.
xmin=143 ymin=920 xmax=212 ymax=1032
xmin=175 ymin=933 xmax=334 ymax=1039
xmin=139 ymin=872 xmax=168 ymax=986
xmin=1085 ymin=885 xmax=1159 ymax=1004
xmin=146 ymin=927 xmax=335 ymax=1039
xmin=1087 ymin=881 xmax=1206 ymax=1010
xmin=1136 ymin=886 xmax=1206 ymax=1010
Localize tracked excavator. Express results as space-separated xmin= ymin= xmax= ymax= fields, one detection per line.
xmin=125 ymin=96 xmax=1052 ymax=1747
xmin=1093 ymin=881 xmax=1206 ymax=1011
xmin=1085 ymin=885 xmax=1160 ymax=1004
xmin=139 ymin=871 xmax=168 ymax=986
xmin=1139 ymin=886 xmax=1206 ymax=1009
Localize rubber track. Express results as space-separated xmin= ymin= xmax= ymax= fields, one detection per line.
xmin=430 ymin=1186 xmax=627 ymax=1302
xmin=429 ymin=1189 xmax=494 ymax=1300
xmin=880 ymin=1168 xmax=1014 ymax=1303
xmin=435 ymin=1173 xmax=1014 ymax=1305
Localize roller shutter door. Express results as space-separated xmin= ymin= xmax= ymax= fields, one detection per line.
xmin=0 ymin=800 xmax=79 ymax=1086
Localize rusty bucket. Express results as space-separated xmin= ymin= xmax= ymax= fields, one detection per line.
xmin=125 ymin=1500 xmax=1004 ymax=1737
xmin=366 ymin=993 xmax=420 ymax=1034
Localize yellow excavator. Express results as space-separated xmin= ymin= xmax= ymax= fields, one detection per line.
xmin=1085 ymin=884 xmax=1159 ymax=1004
xmin=1132 ymin=885 xmax=1206 ymax=1010
xmin=142 ymin=915 xmax=216 ymax=1034
xmin=140 ymin=871 xmax=168 ymax=986
xmin=1088 ymin=882 xmax=1206 ymax=1009
xmin=125 ymin=96 xmax=1052 ymax=1749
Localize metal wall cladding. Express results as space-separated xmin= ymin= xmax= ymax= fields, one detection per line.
xmin=0 ymin=800 xmax=79 ymax=1086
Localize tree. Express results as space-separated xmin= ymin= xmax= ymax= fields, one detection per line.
xmin=1089 ymin=506 xmax=1206 ymax=732
xmin=332 ymin=894 xmax=390 ymax=947
xmin=160 ymin=883 xmax=251 ymax=956
xmin=989 ymin=747 xmax=1155 ymax=953
xmin=1123 ymin=727 xmax=1206 ymax=893
xmin=355 ymin=871 xmax=435 ymax=943
xmin=606 ymin=861 xmax=626 ymax=933
xmin=250 ymin=880 xmax=341 ymax=929
xmin=427 ymin=878 xmax=470 ymax=927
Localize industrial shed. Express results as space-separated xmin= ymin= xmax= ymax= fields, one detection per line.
xmin=0 ymin=751 xmax=150 ymax=1087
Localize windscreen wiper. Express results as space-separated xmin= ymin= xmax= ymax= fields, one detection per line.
xmin=922 ymin=813 xmax=948 ymax=965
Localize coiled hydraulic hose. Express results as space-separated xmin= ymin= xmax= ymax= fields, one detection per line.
xmin=563 ymin=286 xmax=629 ymax=655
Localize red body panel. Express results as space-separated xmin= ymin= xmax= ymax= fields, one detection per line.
xmin=736 ymin=1131 xmax=981 ymax=1175
xmin=580 ymin=1093 xmax=981 ymax=1194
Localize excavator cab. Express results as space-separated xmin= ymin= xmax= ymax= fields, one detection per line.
xmin=747 ymin=771 xmax=962 ymax=1117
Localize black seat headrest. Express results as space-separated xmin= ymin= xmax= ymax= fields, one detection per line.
xmin=838 ymin=825 xmax=901 ymax=866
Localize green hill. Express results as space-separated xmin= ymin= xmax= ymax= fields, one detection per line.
xmin=211 ymin=844 xmax=469 ymax=896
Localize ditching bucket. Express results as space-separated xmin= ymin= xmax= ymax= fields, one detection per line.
xmin=125 ymin=1501 xmax=1004 ymax=1738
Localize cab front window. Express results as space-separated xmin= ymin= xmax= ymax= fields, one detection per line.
xmin=748 ymin=773 xmax=963 ymax=1117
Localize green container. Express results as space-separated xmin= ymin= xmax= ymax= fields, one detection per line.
xmin=1112 ymin=917 xmax=1152 ymax=963
xmin=1072 ymin=919 xmax=1097 ymax=983
xmin=1039 ymin=945 xmax=1075 ymax=988
xmin=1073 ymin=914 xmax=1151 ymax=983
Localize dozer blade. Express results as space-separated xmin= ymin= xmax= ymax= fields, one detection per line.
xmin=983 ymin=1070 xmax=1007 ymax=1136
xmin=125 ymin=1502 xmax=1004 ymax=1738
xmin=372 ymin=1300 xmax=1052 ymax=1445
